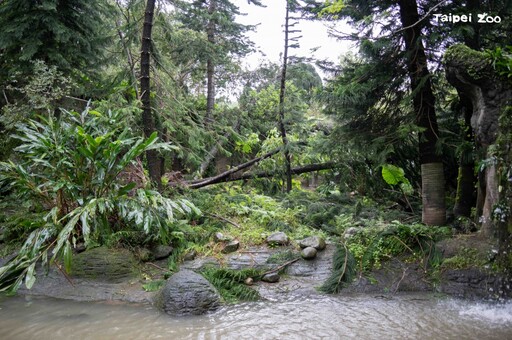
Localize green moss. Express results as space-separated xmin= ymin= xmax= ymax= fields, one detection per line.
xmin=444 ymin=44 xmax=492 ymax=81
xmin=71 ymin=246 xmax=139 ymax=283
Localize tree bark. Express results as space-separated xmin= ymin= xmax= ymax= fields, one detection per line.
xmin=140 ymin=0 xmax=161 ymax=187
xmin=445 ymin=44 xmax=511 ymax=237
xmin=279 ymin=0 xmax=292 ymax=193
xmin=399 ymin=0 xmax=445 ymax=225
xmin=453 ymin=95 xmax=476 ymax=218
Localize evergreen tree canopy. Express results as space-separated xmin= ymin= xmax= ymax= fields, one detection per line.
xmin=0 ymin=0 xmax=109 ymax=83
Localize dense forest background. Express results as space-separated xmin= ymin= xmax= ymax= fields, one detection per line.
xmin=0 ymin=0 xmax=510 ymax=294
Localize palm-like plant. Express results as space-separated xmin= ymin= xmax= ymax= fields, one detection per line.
xmin=0 ymin=107 xmax=199 ymax=293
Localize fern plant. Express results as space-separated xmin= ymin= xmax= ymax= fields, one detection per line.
xmin=0 ymin=106 xmax=199 ymax=293
xmin=200 ymin=267 xmax=261 ymax=303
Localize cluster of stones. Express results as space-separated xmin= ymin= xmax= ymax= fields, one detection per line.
xmin=157 ymin=231 xmax=327 ymax=316
xmin=213 ymin=232 xmax=240 ymax=254
xmin=298 ymin=236 xmax=326 ymax=260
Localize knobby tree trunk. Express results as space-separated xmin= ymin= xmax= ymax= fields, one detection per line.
xmin=445 ymin=44 xmax=511 ymax=238
xmin=141 ymin=0 xmax=161 ymax=187
xmin=278 ymin=0 xmax=293 ymax=193
xmin=399 ymin=0 xmax=446 ymax=225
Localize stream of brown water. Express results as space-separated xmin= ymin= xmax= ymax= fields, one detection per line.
xmin=1 ymin=293 xmax=511 ymax=339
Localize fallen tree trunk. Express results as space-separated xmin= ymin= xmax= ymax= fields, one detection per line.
xmin=187 ymin=162 xmax=336 ymax=189
xmin=187 ymin=147 xmax=282 ymax=189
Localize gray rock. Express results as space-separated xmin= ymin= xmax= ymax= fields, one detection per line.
xmin=183 ymin=250 xmax=197 ymax=261
xmin=266 ymin=232 xmax=289 ymax=246
xmin=156 ymin=269 xmax=221 ymax=316
xmin=71 ymin=247 xmax=138 ymax=283
xmin=299 ymin=236 xmax=326 ymax=251
xmin=222 ymin=240 xmax=240 ymax=254
xmin=261 ymin=272 xmax=280 ymax=283
xmin=301 ymin=247 xmax=317 ymax=260
xmin=214 ymin=232 xmax=231 ymax=242
xmin=152 ymin=245 xmax=173 ymax=260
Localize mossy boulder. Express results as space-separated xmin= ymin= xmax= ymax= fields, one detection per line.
xmin=71 ymin=246 xmax=139 ymax=283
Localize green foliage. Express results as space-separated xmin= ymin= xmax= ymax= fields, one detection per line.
xmin=440 ymin=247 xmax=487 ymax=270
xmin=381 ymin=163 xmax=413 ymax=199
xmin=345 ymin=221 xmax=451 ymax=273
xmin=200 ymin=267 xmax=261 ymax=303
xmin=1 ymin=60 xmax=71 ymax=130
xmin=487 ymin=46 xmax=512 ymax=79
xmin=319 ymin=0 xmax=344 ymax=16
xmin=0 ymin=0 xmax=110 ymax=83
xmin=142 ymin=279 xmax=166 ymax=292
xmin=318 ymin=244 xmax=355 ymax=294
xmin=0 ymin=106 xmax=199 ymax=293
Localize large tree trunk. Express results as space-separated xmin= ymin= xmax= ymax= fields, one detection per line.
xmin=205 ymin=0 xmax=216 ymax=125
xmin=279 ymin=1 xmax=292 ymax=193
xmin=453 ymin=0 xmax=480 ymax=219
xmin=140 ymin=0 xmax=161 ymax=187
xmin=399 ymin=0 xmax=446 ymax=225
xmin=453 ymin=95 xmax=477 ymax=218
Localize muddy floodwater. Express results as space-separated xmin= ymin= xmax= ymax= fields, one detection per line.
xmin=1 ymin=293 xmax=511 ymax=339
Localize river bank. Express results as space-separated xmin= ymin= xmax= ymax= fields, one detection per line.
xmin=2 ymin=232 xmax=510 ymax=307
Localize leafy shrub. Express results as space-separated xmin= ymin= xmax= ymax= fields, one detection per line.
xmin=0 ymin=107 xmax=199 ymax=293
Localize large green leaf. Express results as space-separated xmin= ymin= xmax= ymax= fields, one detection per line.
xmin=381 ymin=164 xmax=408 ymax=186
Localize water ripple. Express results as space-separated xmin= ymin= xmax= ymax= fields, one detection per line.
xmin=0 ymin=293 xmax=511 ymax=340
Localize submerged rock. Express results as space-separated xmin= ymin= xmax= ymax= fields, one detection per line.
xmin=301 ymin=247 xmax=318 ymax=260
xmin=299 ymin=236 xmax=326 ymax=251
xmin=266 ymin=232 xmax=289 ymax=246
xmin=156 ymin=269 xmax=221 ymax=316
